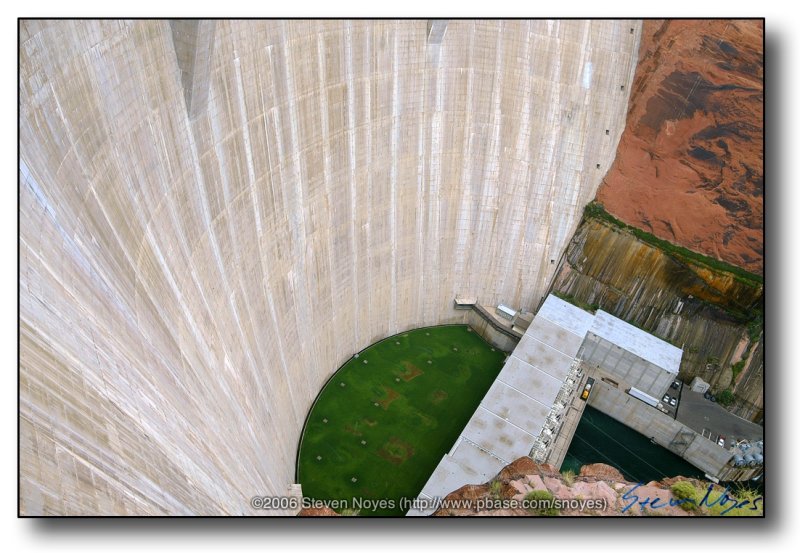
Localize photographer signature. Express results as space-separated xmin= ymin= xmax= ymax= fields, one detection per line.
xmin=621 ymin=482 xmax=763 ymax=515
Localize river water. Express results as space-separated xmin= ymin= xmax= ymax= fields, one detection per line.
xmin=561 ymin=406 xmax=705 ymax=483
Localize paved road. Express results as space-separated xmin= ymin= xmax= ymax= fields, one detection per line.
xmin=676 ymin=389 xmax=763 ymax=447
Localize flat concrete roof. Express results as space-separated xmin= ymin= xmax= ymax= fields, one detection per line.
xmin=536 ymin=294 xmax=596 ymax=339
xmin=418 ymin=455 xmax=480 ymax=502
xmin=461 ymin=407 xmax=538 ymax=462
xmin=407 ymin=440 xmax=507 ymax=515
xmin=481 ymin=380 xmax=550 ymax=436
xmin=496 ymin=355 xmax=563 ymax=407
xmin=410 ymin=299 xmax=576 ymax=515
xmin=450 ymin=439 xmax=508 ymax=478
xmin=591 ymin=310 xmax=682 ymax=373
xmin=524 ymin=316 xmax=586 ymax=357
xmin=514 ymin=333 xmax=575 ymax=381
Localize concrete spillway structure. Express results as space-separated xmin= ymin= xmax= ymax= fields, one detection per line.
xmin=408 ymin=295 xmax=593 ymax=516
xmin=19 ymin=20 xmax=639 ymax=515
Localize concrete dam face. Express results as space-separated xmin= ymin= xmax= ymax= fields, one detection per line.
xmin=19 ymin=20 xmax=640 ymax=514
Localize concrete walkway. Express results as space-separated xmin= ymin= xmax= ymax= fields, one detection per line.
xmin=546 ymin=364 xmax=594 ymax=469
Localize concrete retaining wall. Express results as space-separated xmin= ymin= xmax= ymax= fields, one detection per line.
xmin=465 ymin=308 xmax=519 ymax=352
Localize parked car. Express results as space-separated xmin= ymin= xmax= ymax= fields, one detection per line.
xmin=663 ymin=394 xmax=670 ymax=403
xmin=671 ymin=381 xmax=680 ymax=390
xmin=670 ymin=397 xmax=677 ymax=407
xmin=580 ymin=380 xmax=593 ymax=401
xmin=704 ymin=390 xmax=711 ymax=399
xmin=717 ymin=436 xmax=726 ymax=447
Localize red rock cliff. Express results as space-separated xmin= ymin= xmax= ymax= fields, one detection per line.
xmin=596 ymin=20 xmax=763 ymax=274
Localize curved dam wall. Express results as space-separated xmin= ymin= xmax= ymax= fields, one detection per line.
xmin=19 ymin=20 xmax=639 ymax=514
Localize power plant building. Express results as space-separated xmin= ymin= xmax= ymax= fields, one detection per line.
xmin=577 ymin=310 xmax=682 ymax=400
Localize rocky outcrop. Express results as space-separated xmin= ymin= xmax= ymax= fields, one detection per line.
xmin=579 ymin=463 xmax=626 ymax=482
xmin=432 ymin=458 xmax=759 ymax=517
xmin=298 ymin=506 xmax=340 ymax=517
xmin=597 ymin=20 xmax=763 ymax=274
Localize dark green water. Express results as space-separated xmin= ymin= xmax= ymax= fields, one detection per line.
xmin=562 ymin=407 xmax=705 ymax=483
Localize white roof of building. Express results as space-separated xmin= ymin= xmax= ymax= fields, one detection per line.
xmin=513 ymin=333 xmax=575 ymax=381
xmin=410 ymin=300 xmax=576 ymax=515
xmin=590 ymin=310 xmax=682 ymax=374
xmin=461 ymin=407 xmax=538 ymax=461
xmin=481 ymin=380 xmax=551 ymax=435
xmin=497 ymin=304 xmax=517 ymax=317
xmin=536 ymin=294 xmax=596 ymax=339
xmin=524 ymin=316 xmax=586 ymax=358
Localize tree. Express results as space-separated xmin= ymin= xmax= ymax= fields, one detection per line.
xmin=717 ymin=389 xmax=735 ymax=407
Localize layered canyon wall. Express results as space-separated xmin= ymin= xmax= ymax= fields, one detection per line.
xmin=550 ymin=215 xmax=763 ymax=421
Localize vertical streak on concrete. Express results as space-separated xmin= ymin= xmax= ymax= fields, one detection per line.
xmin=415 ymin=27 xmax=427 ymax=326
xmin=171 ymin=20 xmax=199 ymax=109
xmin=426 ymin=15 xmax=451 ymax=319
xmin=520 ymin=21 xmax=537 ymax=303
xmin=229 ymin=43 xmax=281 ymax=455
xmin=228 ymin=45 xmax=278 ymax=437
xmin=503 ymin=23 xmax=533 ymax=305
xmin=389 ymin=24 xmax=399 ymax=333
xmin=363 ymin=27 xmax=374 ymax=337
xmin=255 ymin=41 xmax=302 ymax=428
xmin=187 ymin=47 xmax=281 ymax=491
xmin=427 ymin=20 xmax=448 ymax=44
xmin=170 ymin=20 xmax=216 ymax=118
xmin=453 ymin=26 xmax=474 ymax=293
xmin=482 ymin=23 xmax=505 ymax=306
xmin=344 ymin=21 xmax=360 ymax=349
xmin=202 ymin=74 xmax=270 ymax=455
xmin=280 ymin=21 xmax=315 ymax=397
xmin=316 ymin=28 xmax=339 ymax=361
xmin=425 ymin=25 xmax=444 ymax=324
xmin=234 ymin=51 xmax=262 ymax=237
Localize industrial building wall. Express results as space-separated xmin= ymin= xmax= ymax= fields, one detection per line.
xmin=19 ymin=20 xmax=639 ymax=514
xmin=578 ymin=333 xmax=673 ymax=399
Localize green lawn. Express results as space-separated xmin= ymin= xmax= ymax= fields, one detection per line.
xmin=297 ymin=325 xmax=506 ymax=516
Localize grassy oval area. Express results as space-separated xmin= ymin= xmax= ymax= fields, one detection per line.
xmin=297 ymin=325 xmax=506 ymax=516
